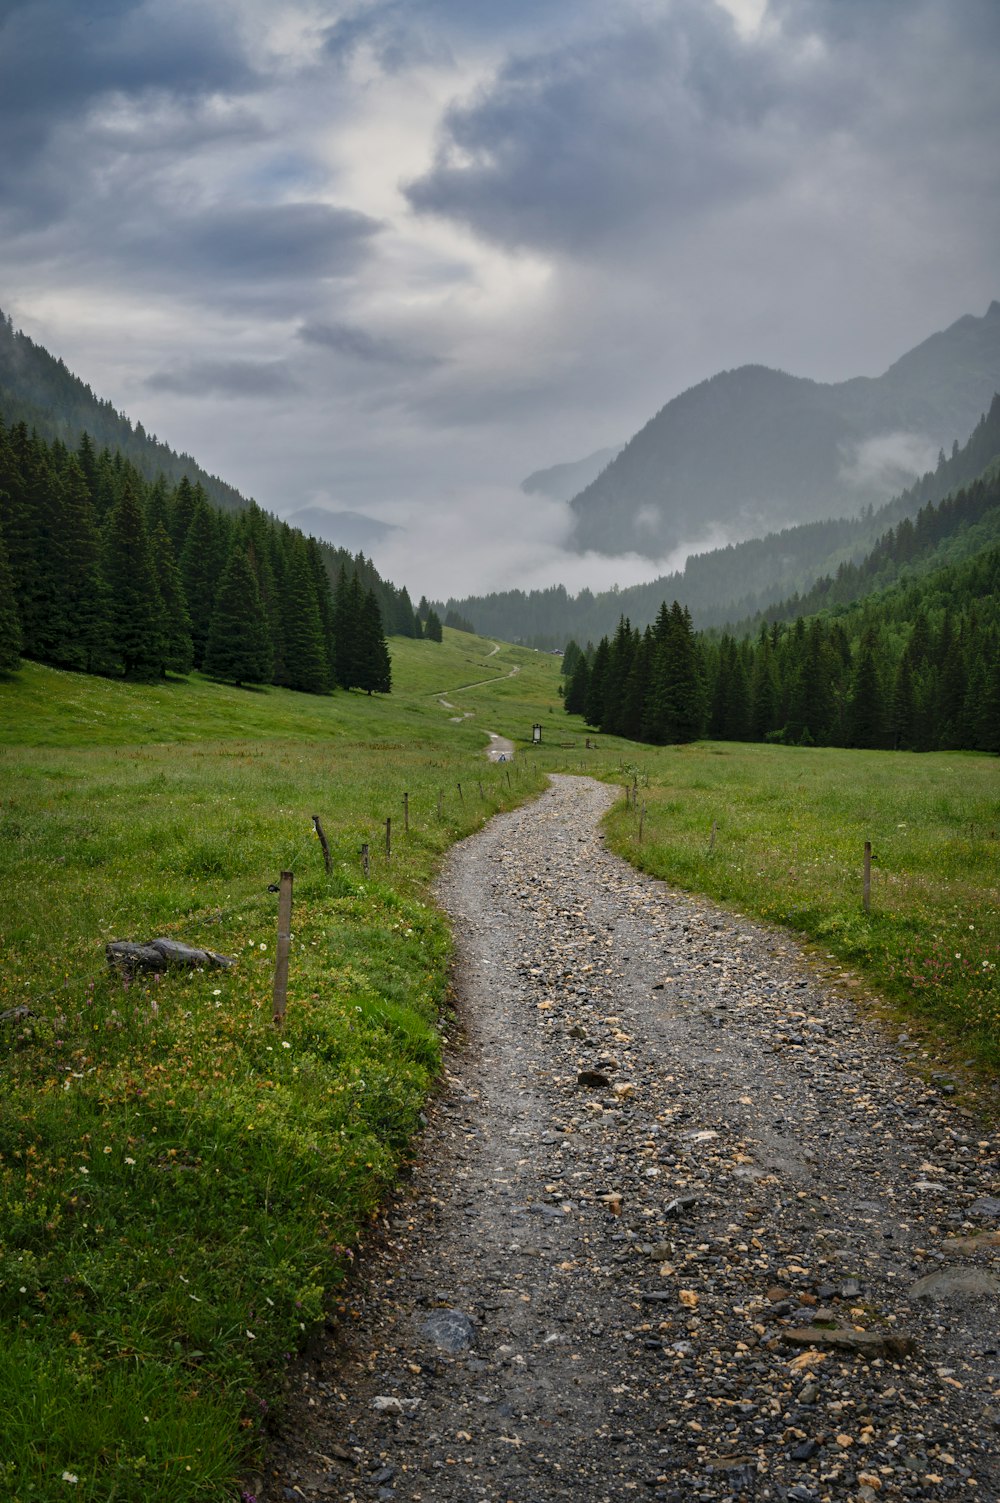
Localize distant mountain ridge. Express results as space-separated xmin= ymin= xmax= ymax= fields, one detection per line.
xmin=521 ymin=444 xmax=622 ymax=503
xmin=441 ymin=393 xmax=1000 ymax=647
xmin=568 ymin=301 xmax=1000 ymax=558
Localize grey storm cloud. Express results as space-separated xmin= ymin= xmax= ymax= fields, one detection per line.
xmin=167 ymin=203 xmax=383 ymax=283
xmin=323 ymin=0 xmax=589 ymax=71
xmin=0 ymin=0 xmax=259 ymax=227
xmin=404 ymin=0 xmax=1000 ymax=257
xmin=404 ymin=5 xmax=796 ymax=252
xmin=0 ymin=0 xmax=255 ymax=139
xmin=298 ymin=319 xmax=443 ymax=368
xmin=145 ymin=359 xmax=298 ymax=399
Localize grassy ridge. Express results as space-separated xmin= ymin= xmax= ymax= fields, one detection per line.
xmin=1 ymin=641 xmax=998 ymax=1500
xmin=598 ymin=740 xmax=1000 ymax=1072
xmin=0 ymin=635 xmax=558 ymax=1501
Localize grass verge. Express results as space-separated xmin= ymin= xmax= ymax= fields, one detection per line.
xmin=0 ymin=635 xmax=557 ymax=1501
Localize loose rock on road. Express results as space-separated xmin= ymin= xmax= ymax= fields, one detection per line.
xmin=258 ymin=775 xmax=1000 ymax=1503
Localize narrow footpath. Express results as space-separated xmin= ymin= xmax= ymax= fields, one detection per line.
xmin=258 ymin=775 xmax=1000 ymax=1503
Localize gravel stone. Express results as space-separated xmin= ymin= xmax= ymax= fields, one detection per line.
xmin=257 ymin=776 xmax=1000 ymax=1503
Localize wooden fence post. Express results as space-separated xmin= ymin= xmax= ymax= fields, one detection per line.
xmin=361 ymin=842 xmax=370 ymax=878
xmin=709 ymin=820 xmax=717 ymax=853
xmin=457 ymin=782 xmax=464 ymax=805
xmin=311 ymin=814 xmax=331 ymax=875
xmin=478 ymin=779 xmax=485 ymax=800
xmin=506 ymin=768 xmax=511 ymax=789
xmin=272 ymin=871 xmax=293 ymax=1028
xmin=863 ymin=840 xmax=872 ymax=913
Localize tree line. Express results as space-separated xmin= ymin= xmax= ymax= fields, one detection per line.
xmin=0 ymin=417 xmax=405 ymax=692
xmin=563 ymin=543 xmax=1000 ymax=754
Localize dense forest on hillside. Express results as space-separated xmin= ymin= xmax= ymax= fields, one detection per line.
xmin=445 ymin=396 xmax=1000 ymax=647
xmin=0 ymin=416 xmax=428 ymax=691
xmin=0 ymin=311 xmax=253 ymax=516
xmin=564 ymin=542 xmax=1000 ymax=754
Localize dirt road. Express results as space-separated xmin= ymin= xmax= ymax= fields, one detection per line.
xmin=256 ymin=776 xmax=999 ymax=1503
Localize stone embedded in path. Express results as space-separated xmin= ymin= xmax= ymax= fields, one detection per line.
xmin=910 ymin=1267 xmax=1000 ymax=1303
xmin=779 ymin=1325 xmax=917 ymax=1358
xmin=419 ymin=1309 xmax=476 ymax=1353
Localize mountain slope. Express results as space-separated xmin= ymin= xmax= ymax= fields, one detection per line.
xmin=443 ymin=394 xmax=1000 ymax=646
xmin=568 ymin=301 xmax=1000 ymax=558
xmin=0 ymin=309 xmax=249 ymax=515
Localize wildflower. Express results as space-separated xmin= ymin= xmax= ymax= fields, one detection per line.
xmin=281 ymin=1040 xmax=291 ymax=1049
xmin=213 ymin=988 xmax=222 ymax=996
xmin=78 ymin=1166 xmax=89 ymax=1175
xmin=62 ymin=1473 xmax=79 ymax=1484
xmin=103 ymin=1146 xmax=111 ymax=1154
xmin=259 ymin=942 xmax=267 ymax=951
xmin=125 ymin=1157 xmax=136 ymax=1165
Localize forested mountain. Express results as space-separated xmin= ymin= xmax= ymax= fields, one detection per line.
xmin=565 ymin=538 xmax=1000 ymax=755
xmin=0 ymin=417 xmax=422 ymax=691
xmin=568 ymin=301 xmax=1000 ymax=558
xmin=0 ymin=310 xmax=248 ymax=516
xmin=443 ymin=395 xmax=1000 ymax=647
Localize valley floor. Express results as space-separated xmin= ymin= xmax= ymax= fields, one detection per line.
xmin=253 ymin=776 xmax=999 ymax=1503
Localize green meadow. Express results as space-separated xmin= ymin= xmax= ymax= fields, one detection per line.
xmin=1 ymin=636 xmax=997 ymax=1500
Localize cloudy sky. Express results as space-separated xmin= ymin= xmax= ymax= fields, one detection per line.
xmin=2 ymin=0 xmax=998 ymax=600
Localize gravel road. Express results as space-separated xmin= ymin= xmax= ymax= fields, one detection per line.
xmin=257 ymin=775 xmax=1000 ymax=1503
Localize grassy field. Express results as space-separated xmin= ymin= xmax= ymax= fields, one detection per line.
xmin=0 ymin=634 xmax=561 ymax=1502
xmin=1 ymin=638 xmax=998 ymax=1500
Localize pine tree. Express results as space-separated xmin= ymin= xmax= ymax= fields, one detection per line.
xmin=333 ymin=566 xmax=365 ymax=689
xmin=584 ymin=638 xmax=611 ymax=728
xmin=305 ymin=536 xmax=336 ymax=680
xmin=424 ymin=608 xmax=443 ymax=643
xmin=203 ymin=548 xmax=273 ymax=686
xmin=180 ymin=498 xmax=224 ymax=668
xmin=358 ymin=588 xmax=392 ymax=694
xmin=0 ymin=521 xmax=23 ymax=672
xmin=847 ymin=627 xmax=885 ymax=748
xmin=151 ymin=521 xmax=193 ymax=675
xmin=44 ymin=454 xmax=108 ymax=671
xmin=564 ymin=652 xmax=590 ymax=716
xmin=281 ymin=535 xmax=331 ymax=693
xmin=102 ymin=479 xmax=164 ymax=678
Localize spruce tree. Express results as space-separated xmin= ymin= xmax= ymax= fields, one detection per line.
xmin=333 ymin=567 xmax=365 ymax=689
xmin=424 ymin=608 xmax=443 ymax=643
xmin=151 ymin=521 xmax=193 ymax=675
xmin=102 ymin=479 xmax=164 ymax=678
xmin=847 ymin=628 xmax=884 ymax=748
xmin=180 ymin=498 xmax=225 ymax=668
xmin=564 ymin=652 xmax=590 ymax=716
xmin=281 ymin=535 xmax=330 ymax=693
xmin=358 ymin=588 xmax=392 ymax=694
xmin=0 ymin=521 xmax=23 ymax=673
xmin=203 ymin=547 xmax=273 ymax=686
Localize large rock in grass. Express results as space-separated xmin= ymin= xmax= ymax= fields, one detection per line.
xmin=106 ymin=938 xmax=235 ymax=975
